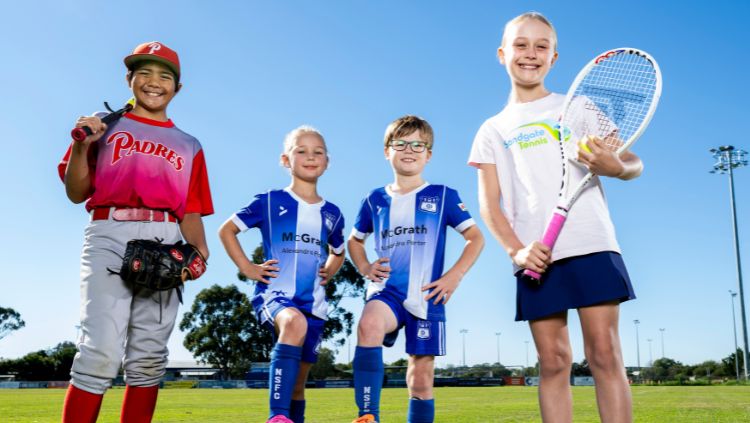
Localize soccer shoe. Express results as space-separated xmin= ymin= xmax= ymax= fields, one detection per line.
xmin=266 ymin=415 xmax=294 ymax=423
xmin=352 ymin=414 xmax=378 ymax=423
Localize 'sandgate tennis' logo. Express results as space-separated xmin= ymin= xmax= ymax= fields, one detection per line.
xmin=107 ymin=131 xmax=185 ymax=171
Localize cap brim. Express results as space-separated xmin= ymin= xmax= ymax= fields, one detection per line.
xmin=124 ymin=54 xmax=180 ymax=80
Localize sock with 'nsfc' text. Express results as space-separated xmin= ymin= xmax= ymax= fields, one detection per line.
xmin=269 ymin=343 xmax=302 ymax=418
xmin=353 ymin=346 xmax=383 ymax=420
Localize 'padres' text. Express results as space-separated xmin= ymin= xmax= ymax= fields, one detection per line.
xmin=107 ymin=131 xmax=185 ymax=170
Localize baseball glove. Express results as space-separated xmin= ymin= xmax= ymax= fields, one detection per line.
xmin=110 ymin=239 xmax=207 ymax=296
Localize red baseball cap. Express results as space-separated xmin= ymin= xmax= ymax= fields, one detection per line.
xmin=124 ymin=41 xmax=180 ymax=81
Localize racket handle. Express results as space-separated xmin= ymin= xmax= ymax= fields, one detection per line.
xmin=522 ymin=211 xmax=568 ymax=281
xmin=71 ymin=126 xmax=92 ymax=142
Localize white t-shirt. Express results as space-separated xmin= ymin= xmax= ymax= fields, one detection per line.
xmin=468 ymin=93 xmax=620 ymax=272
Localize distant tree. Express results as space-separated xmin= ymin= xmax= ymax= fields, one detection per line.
xmin=309 ymin=348 xmax=337 ymax=380
xmin=321 ymin=259 xmax=367 ymax=347
xmin=49 ymin=341 xmax=77 ymax=380
xmin=390 ymin=358 xmax=408 ymax=367
xmin=14 ymin=351 xmax=56 ymax=381
xmin=721 ymin=348 xmax=745 ymax=380
xmin=0 ymin=307 xmax=25 ymax=340
xmin=335 ymin=362 xmax=353 ymax=373
xmin=179 ymin=284 xmax=273 ymax=379
xmin=692 ymin=360 xmax=724 ymax=380
xmin=572 ymin=359 xmax=592 ymax=377
xmin=0 ymin=341 xmax=76 ymax=381
xmin=648 ymin=357 xmax=686 ymax=382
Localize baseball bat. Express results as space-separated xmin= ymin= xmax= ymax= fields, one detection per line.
xmin=71 ymin=98 xmax=136 ymax=142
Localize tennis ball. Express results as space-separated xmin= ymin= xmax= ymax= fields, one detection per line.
xmin=579 ymin=139 xmax=592 ymax=153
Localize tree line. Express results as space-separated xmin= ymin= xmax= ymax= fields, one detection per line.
xmin=0 ymin=250 xmax=747 ymax=384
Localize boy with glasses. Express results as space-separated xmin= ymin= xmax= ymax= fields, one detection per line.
xmin=349 ymin=115 xmax=484 ymax=423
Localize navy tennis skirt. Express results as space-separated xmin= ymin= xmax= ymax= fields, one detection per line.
xmin=515 ymin=251 xmax=636 ymax=321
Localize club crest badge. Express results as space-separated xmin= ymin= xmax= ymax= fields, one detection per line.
xmin=417 ymin=321 xmax=432 ymax=340
xmin=323 ymin=211 xmax=336 ymax=231
xmin=419 ymin=196 xmax=439 ymax=213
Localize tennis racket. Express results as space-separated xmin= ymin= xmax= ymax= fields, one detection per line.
xmin=522 ymin=48 xmax=662 ymax=282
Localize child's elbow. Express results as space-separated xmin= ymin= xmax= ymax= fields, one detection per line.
xmin=470 ymin=227 xmax=485 ymax=247
xmin=217 ymin=220 xmax=238 ymax=239
xmin=65 ymin=187 xmax=87 ymax=204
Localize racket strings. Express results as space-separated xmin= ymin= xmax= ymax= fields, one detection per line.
xmin=562 ymin=50 xmax=658 ymax=157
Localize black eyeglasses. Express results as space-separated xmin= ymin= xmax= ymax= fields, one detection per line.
xmin=389 ymin=140 xmax=431 ymax=153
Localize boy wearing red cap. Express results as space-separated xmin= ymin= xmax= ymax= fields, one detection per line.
xmin=58 ymin=41 xmax=213 ymax=422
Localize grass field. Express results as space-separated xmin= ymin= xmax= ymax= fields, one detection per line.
xmin=3 ymin=386 xmax=750 ymax=422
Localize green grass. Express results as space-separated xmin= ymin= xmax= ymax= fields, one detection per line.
xmin=2 ymin=386 xmax=750 ymax=422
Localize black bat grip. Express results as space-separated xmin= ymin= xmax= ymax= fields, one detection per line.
xmin=70 ymin=104 xmax=133 ymax=142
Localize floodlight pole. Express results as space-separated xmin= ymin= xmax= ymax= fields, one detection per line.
xmin=495 ymin=332 xmax=502 ymax=365
xmin=730 ymin=290 xmax=740 ymax=381
xmin=710 ymin=145 xmax=749 ymax=380
xmin=525 ymin=340 xmax=530 ymax=370
xmin=634 ymin=319 xmax=641 ymax=371
xmin=460 ymin=329 xmax=468 ymax=367
xmin=659 ymin=328 xmax=665 ymax=358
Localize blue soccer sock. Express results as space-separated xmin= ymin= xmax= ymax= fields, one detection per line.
xmin=408 ymin=397 xmax=435 ymax=423
xmin=290 ymin=399 xmax=306 ymax=423
xmin=353 ymin=346 xmax=383 ymax=420
xmin=268 ymin=343 xmax=302 ymax=418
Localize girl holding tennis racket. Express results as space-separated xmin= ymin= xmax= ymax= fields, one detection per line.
xmin=469 ymin=12 xmax=655 ymax=423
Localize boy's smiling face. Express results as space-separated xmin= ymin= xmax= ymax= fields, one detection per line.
xmin=385 ymin=129 xmax=432 ymax=177
xmin=128 ymin=61 xmax=180 ymax=117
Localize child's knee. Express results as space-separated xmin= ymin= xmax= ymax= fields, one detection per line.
xmin=585 ymin=341 xmax=620 ymax=372
xmin=408 ymin=372 xmax=433 ymax=398
xmin=277 ymin=310 xmax=308 ymax=340
xmin=538 ymin=346 xmax=572 ymax=376
xmin=357 ymin=313 xmax=386 ymax=344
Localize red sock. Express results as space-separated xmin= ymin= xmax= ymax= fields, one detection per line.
xmin=62 ymin=384 xmax=104 ymax=423
xmin=120 ymin=385 xmax=159 ymax=423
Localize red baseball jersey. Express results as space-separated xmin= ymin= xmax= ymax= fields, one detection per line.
xmin=58 ymin=112 xmax=213 ymax=220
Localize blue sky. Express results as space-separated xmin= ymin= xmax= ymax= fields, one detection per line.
xmin=1 ymin=0 xmax=749 ymax=371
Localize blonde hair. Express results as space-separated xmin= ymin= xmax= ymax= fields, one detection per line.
xmin=383 ymin=115 xmax=434 ymax=150
xmin=501 ymin=11 xmax=557 ymax=51
xmin=282 ymin=125 xmax=327 ymax=154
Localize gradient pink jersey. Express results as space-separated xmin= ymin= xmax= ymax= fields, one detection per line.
xmin=58 ymin=113 xmax=213 ymax=220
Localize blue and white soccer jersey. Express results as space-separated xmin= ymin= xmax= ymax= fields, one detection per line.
xmin=232 ymin=188 xmax=345 ymax=322
xmin=352 ymin=183 xmax=475 ymax=355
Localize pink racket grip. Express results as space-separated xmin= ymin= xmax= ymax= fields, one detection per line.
xmin=522 ymin=212 xmax=568 ymax=281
